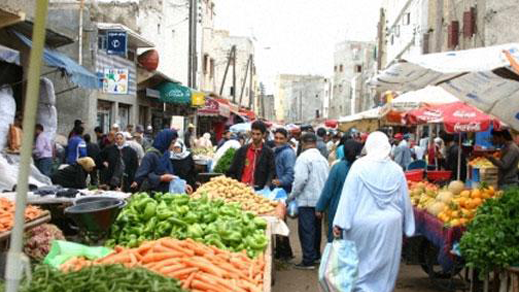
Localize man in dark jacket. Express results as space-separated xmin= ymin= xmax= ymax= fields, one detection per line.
xmin=227 ymin=121 xmax=275 ymax=190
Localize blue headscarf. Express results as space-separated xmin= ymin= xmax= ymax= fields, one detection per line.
xmin=152 ymin=129 xmax=178 ymax=174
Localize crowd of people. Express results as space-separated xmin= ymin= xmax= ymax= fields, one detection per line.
xmin=30 ymin=118 xmax=519 ymax=292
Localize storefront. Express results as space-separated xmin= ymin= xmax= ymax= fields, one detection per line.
xmin=198 ymin=97 xmax=231 ymax=140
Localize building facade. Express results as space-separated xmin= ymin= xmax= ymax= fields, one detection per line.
xmin=275 ymin=74 xmax=326 ymax=124
xmin=212 ymin=30 xmax=256 ymax=109
xmin=329 ymin=40 xmax=376 ymax=119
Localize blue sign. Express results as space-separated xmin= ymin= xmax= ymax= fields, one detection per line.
xmin=106 ymin=30 xmax=127 ymax=56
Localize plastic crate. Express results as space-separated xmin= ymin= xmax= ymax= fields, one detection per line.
xmin=405 ymin=170 xmax=425 ymax=182
xmin=427 ymin=170 xmax=452 ymax=182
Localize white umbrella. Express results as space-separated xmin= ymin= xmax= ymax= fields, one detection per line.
xmin=230 ymin=122 xmax=251 ymax=133
xmin=370 ymin=43 xmax=519 ymax=130
xmin=387 ymin=86 xmax=459 ymax=111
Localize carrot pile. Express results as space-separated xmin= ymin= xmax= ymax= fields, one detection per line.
xmin=0 ymin=198 xmax=45 ymax=233
xmin=62 ymin=238 xmax=265 ymax=292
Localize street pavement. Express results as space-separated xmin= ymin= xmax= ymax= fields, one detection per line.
xmin=272 ymin=218 xmax=441 ymax=292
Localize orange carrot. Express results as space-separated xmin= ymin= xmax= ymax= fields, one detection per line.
xmin=160 ymin=264 xmax=186 ymax=274
xmin=182 ymin=272 xmax=196 ymax=289
xmin=141 ymin=252 xmax=183 ymax=263
xmin=182 ymin=259 xmax=224 ymax=278
xmin=160 ymin=239 xmax=196 ymax=256
xmin=168 ymin=267 xmax=199 ymax=278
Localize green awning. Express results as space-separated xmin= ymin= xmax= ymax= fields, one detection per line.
xmin=156 ymin=82 xmax=191 ymax=104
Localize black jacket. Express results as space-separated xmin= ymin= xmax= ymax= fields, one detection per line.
xmin=51 ymin=164 xmax=88 ymax=189
xmin=99 ymin=145 xmax=139 ymax=192
xmin=171 ymin=153 xmax=197 ymax=188
xmin=226 ymin=143 xmax=276 ymax=190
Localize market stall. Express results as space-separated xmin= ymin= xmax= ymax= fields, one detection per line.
xmin=338 ymin=107 xmax=382 ymax=132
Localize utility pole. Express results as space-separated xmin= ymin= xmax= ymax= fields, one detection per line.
xmin=78 ymin=0 xmax=84 ymax=65
xmin=248 ymin=55 xmax=254 ymax=110
xmin=232 ymin=45 xmax=237 ymax=104
xmin=188 ymin=0 xmax=197 ymax=88
xmin=376 ymin=7 xmax=385 ymax=70
xmin=219 ymin=45 xmax=235 ymax=96
xmin=239 ymin=54 xmax=252 ymax=107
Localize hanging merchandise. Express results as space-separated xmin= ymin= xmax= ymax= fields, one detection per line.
xmin=36 ymin=78 xmax=58 ymax=140
xmin=0 ymin=86 xmax=16 ymax=151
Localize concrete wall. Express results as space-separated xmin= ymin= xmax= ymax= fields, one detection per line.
xmin=1 ymin=0 xmax=34 ymax=19
xmin=277 ymin=75 xmax=325 ymax=123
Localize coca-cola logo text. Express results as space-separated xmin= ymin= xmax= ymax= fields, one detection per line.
xmin=453 ymin=110 xmax=476 ymax=119
xmin=453 ymin=122 xmax=481 ymax=132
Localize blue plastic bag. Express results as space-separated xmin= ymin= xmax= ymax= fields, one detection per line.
xmin=256 ymin=187 xmax=288 ymax=201
xmin=318 ymin=239 xmax=359 ymax=292
xmin=169 ymin=178 xmax=186 ymax=194
xmin=287 ymin=200 xmax=298 ymax=218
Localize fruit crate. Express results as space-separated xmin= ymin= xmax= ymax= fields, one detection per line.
xmin=426 ymin=170 xmax=452 ymax=183
xmin=405 ymin=170 xmax=425 ymax=182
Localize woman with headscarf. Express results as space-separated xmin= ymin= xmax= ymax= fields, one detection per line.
xmin=51 ymin=157 xmax=96 ymax=189
xmin=316 ymin=139 xmax=359 ymax=243
xmin=134 ymin=129 xmax=179 ymax=193
xmin=332 ymin=132 xmax=415 ymax=292
xmin=99 ymin=132 xmax=138 ymax=192
xmin=170 ymin=140 xmax=197 ymax=188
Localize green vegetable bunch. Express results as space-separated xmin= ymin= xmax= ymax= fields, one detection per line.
xmin=460 ymin=188 xmax=519 ymax=275
xmin=213 ymin=148 xmax=237 ymax=174
xmin=0 ymin=264 xmax=186 ymax=292
xmin=107 ymin=193 xmax=268 ymax=258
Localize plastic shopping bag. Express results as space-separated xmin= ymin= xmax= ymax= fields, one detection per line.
xmin=169 ymin=177 xmax=186 ymax=194
xmin=318 ymin=239 xmax=359 ymax=292
xmin=43 ymin=240 xmax=113 ymax=269
xmin=287 ymin=200 xmax=298 ymax=218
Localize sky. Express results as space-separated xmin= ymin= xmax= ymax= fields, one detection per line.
xmin=214 ymin=0 xmax=383 ymax=93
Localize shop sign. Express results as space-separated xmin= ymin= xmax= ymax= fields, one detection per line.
xmin=102 ymin=68 xmax=129 ymax=94
xmin=156 ymin=82 xmax=191 ymax=104
xmin=191 ymin=91 xmax=206 ymax=107
xmin=106 ymin=30 xmax=127 ymax=56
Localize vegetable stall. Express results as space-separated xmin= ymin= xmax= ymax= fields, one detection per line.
xmin=0 ymin=175 xmax=283 ymax=292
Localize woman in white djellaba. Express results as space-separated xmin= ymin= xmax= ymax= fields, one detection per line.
xmin=333 ymin=131 xmax=415 ymax=292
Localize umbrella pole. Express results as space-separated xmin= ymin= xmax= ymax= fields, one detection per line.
xmin=5 ymin=1 xmax=49 ymax=291
xmin=457 ymin=134 xmax=462 ymax=181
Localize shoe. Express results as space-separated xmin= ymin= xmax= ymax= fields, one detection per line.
xmin=294 ymin=262 xmax=316 ymax=270
xmin=314 ymin=258 xmax=321 ymax=264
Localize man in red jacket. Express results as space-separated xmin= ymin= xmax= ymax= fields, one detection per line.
xmin=226 ymin=121 xmax=275 ymax=190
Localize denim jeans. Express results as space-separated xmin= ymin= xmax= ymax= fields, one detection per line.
xmin=36 ymin=157 xmax=53 ymax=177
xmin=298 ymin=206 xmax=322 ymax=265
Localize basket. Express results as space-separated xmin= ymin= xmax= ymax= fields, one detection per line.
xmin=427 ymin=170 xmax=452 ymax=182
xmin=405 ymin=170 xmax=424 ymax=182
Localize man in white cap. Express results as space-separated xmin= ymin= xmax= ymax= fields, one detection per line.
xmin=112 ymin=123 xmax=120 ymax=133
xmin=123 ymin=132 xmax=145 ymax=161
xmin=184 ymin=123 xmax=195 ymax=149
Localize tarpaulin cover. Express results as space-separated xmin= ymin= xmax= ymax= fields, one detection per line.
xmin=14 ymin=31 xmax=99 ymax=89
xmin=0 ymin=44 xmax=20 ymax=65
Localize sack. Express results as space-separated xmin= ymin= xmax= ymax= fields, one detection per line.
xmin=287 ymin=200 xmax=298 ymax=218
xmin=43 ymin=240 xmax=113 ymax=269
xmin=318 ymin=240 xmax=359 ymax=292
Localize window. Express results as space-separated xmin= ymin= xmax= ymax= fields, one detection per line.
xmin=339 ymin=64 xmax=344 ymax=72
xmin=98 ymin=35 xmax=107 ymax=50
xmin=157 ymin=23 xmax=161 ymax=34
xmin=391 ymin=35 xmax=395 ymax=45
xmin=355 ymin=65 xmax=362 ymax=73
xmin=210 ymin=58 xmax=215 ymax=78
xmin=203 ymin=54 xmax=209 ymax=74
xmin=334 ymin=65 xmax=337 ymax=72
xmin=339 ymin=84 xmax=343 ymax=92
xmin=403 ymin=13 xmax=411 ymax=25
xmin=316 ymin=110 xmax=320 ymax=119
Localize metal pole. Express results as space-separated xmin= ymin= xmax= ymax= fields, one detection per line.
xmin=248 ymin=56 xmax=254 ymax=110
xmin=78 ymin=0 xmax=84 ymax=65
xmin=457 ymin=133 xmax=462 ymax=181
xmin=5 ymin=1 xmax=48 ymax=291
xmin=232 ymin=46 xmax=237 ymax=104
xmin=191 ymin=0 xmax=197 ymax=89
xmin=188 ymin=0 xmax=195 ymax=87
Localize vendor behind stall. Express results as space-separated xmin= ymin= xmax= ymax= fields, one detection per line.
xmin=51 ymin=157 xmax=95 ymax=189
xmin=170 ymin=140 xmax=197 ymax=188
xmin=485 ymin=129 xmax=519 ymax=189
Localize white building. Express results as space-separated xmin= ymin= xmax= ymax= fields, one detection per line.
xmin=329 ymin=40 xmax=376 ymax=119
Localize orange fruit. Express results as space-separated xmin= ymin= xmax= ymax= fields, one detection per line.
xmin=472 ymin=197 xmax=483 ymax=206
xmin=465 ymin=199 xmax=476 ymax=210
xmin=450 ymin=219 xmax=461 ymax=227
xmin=460 ymin=190 xmax=471 ymax=198
xmin=459 ymin=218 xmax=468 ymax=225
xmin=458 ymin=197 xmax=467 ymax=208
xmin=451 ymin=210 xmax=460 ymax=218
xmin=471 ymin=189 xmax=482 ymax=199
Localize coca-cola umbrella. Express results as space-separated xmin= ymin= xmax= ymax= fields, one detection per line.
xmin=405 ymin=102 xmax=499 ymax=179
